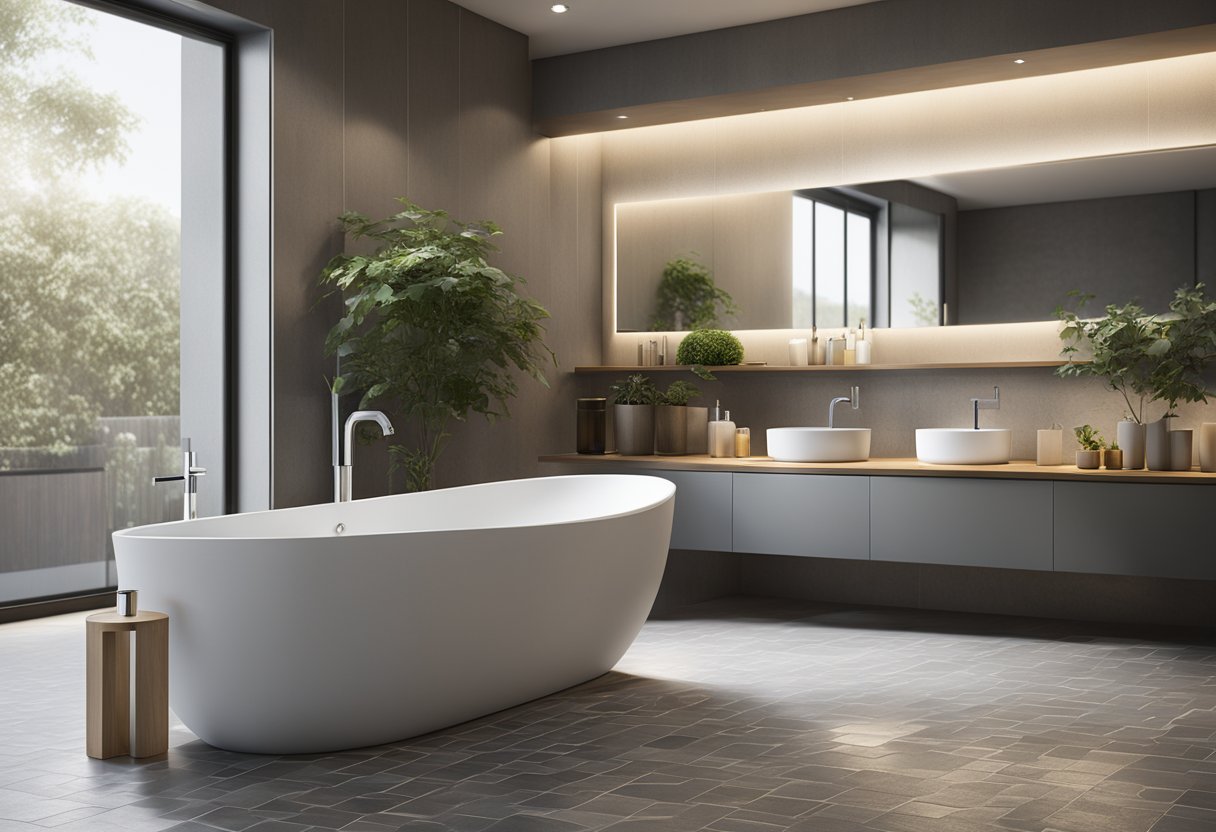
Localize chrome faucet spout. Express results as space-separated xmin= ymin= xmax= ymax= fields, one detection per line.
xmin=153 ymin=438 xmax=206 ymax=520
xmin=828 ymin=386 xmax=860 ymax=429
xmin=970 ymin=386 xmax=1000 ymax=429
xmin=336 ymin=410 xmax=395 ymax=502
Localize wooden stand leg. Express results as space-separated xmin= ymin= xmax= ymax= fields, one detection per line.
xmin=86 ymin=624 xmax=130 ymax=759
xmin=132 ymin=616 xmax=169 ymax=758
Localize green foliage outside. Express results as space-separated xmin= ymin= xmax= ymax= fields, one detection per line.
xmin=1057 ymin=284 xmax=1216 ymax=420
xmin=906 ymin=292 xmax=939 ymax=327
xmin=321 ymin=200 xmax=554 ymax=492
xmin=675 ymin=329 xmax=744 ymax=366
xmin=651 ymin=257 xmax=737 ymax=331
xmin=0 ymin=0 xmax=180 ymax=451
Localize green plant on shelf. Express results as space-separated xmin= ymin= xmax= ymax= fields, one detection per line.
xmin=1074 ymin=424 xmax=1105 ymax=451
xmin=656 ymin=380 xmax=700 ymax=406
xmin=608 ymin=374 xmax=658 ymax=406
xmin=675 ymin=328 xmax=744 ymax=367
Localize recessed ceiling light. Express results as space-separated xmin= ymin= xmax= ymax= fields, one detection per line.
xmin=846 ymin=96 xmax=855 ymax=101
xmin=1014 ymin=58 xmax=1025 ymax=64
xmin=551 ymin=3 xmax=569 ymax=12
xmin=616 ymin=115 xmax=628 ymax=119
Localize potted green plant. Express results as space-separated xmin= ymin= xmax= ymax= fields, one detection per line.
xmin=1074 ymin=424 xmax=1105 ymax=469
xmin=321 ymin=200 xmax=554 ymax=492
xmin=609 ymin=374 xmax=658 ymax=455
xmin=654 ymin=380 xmax=700 ymax=455
xmin=675 ymin=329 xmax=745 ymax=367
xmin=1144 ymin=284 xmax=1216 ymax=470
xmin=651 ymin=257 xmax=737 ymax=331
xmin=1104 ymin=441 xmax=1123 ymax=471
xmin=1056 ymin=293 xmax=1158 ymax=469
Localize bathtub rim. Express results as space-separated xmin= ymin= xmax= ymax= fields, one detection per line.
xmin=113 ymin=473 xmax=676 ymax=542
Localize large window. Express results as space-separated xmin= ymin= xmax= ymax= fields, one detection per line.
xmin=791 ymin=192 xmax=875 ymax=329
xmin=0 ymin=0 xmax=226 ymax=606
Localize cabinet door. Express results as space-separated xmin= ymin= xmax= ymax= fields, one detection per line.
xmin=642 ymin=470 xmax=733 ymax=552
xmin=732 ymin=473 xmax=870 ymax=559
xmin=1055 ymin=482 xmax=1216 ymax=580
xmin=870 ymin=477 xmax=1053 ymax=570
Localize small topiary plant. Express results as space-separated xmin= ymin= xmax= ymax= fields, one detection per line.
xmin=676 ymin=329 xmax=744 ymax=366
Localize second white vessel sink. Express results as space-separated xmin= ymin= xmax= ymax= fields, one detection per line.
xmin=767 ymin=427 xmax=871 ymax=462
xmin=916 ymin=428 xmax=1011 ymax=465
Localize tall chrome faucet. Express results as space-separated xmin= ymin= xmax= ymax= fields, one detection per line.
xmin=970 ymin=386 xmax=1000 ymax=429
xmin=153 ymin=438 xmax=206 ymax=521
xmin=828 ymin=386 xmax=860 ymax=429
xmin=334 ymin=410 xmax=395 ymax=502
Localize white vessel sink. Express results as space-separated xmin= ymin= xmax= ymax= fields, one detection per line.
xmin=767 ymin=427 xmax=871 ymax=462
xmin=916 ymin=428 xmax=1011 ymax=465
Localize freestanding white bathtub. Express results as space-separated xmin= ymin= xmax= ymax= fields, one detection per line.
xmin=113 ymin=474 xmax=675 ymax=754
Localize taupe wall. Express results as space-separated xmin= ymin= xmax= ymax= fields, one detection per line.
xmin=202 ymin=0 xmax=601 ymax=506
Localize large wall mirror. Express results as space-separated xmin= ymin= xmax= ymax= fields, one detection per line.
xmin=615 ymin=145 xmax=1216 ymax=333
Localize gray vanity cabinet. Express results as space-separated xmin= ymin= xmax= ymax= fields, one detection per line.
xmin=643 ymin=470 xmax=733 ymax=552
xmin=1054 ymin=482 xmax=1216 ymax=580
xmin=870 ymin=477 xmax=1053 ymax=570
xmin=732 ymin=473 xmax=870 ymax=558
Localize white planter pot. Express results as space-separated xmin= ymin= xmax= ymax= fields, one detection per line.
xmin=1145 ymin=417 xmax=1173 ymax=471
xmin=1075 ymin=449 xmax=1101 ymax=469
xmin=1116 ymin=420 xmax=1146 ymax=470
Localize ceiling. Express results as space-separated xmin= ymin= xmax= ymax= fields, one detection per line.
xmin=453 ymin=0 xmax=882 ymax=59
xmin=911 ymin=146 xmax=1216 ymax=210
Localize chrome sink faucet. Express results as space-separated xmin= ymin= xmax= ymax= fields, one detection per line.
xmin=828 ymin=386 xmax=860 ymax=429
xmin=154 ymin=438 xmax=206 ymax=521
xmin=335 ymin=410 xmax=395 ymax=502
xmin=970 ymin=386 xmax=1000 ymax=429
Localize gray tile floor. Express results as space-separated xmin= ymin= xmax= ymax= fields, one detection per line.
xmin=2 ymin=598 xmax=1216 ymax=832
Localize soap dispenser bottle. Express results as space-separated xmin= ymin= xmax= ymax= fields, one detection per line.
xmin=856 ymin=318 xmax=872 ymax=365
xmin=710 ymin=404 xmax=736 ymax=458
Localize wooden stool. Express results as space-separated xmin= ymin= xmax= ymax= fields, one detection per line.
xmin=86 ymin=611 xmax=168 ymax=759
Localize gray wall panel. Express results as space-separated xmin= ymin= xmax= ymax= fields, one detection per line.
xmin=958 ymin=191 xmax=1196 ymax=324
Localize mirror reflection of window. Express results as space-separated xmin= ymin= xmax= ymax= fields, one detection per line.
xmin=888 ymin=204 xmax=943 ymax=328
xmin=792 ymin=193 xmax=875 ymax=329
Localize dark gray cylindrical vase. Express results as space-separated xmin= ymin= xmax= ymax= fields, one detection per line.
xmin=1116 ymin=420 xmax=1145 ymax=469
xmin=576 ymin=398 xmax=607 ymax=454
xmin=655 ymin=405 xmax=688 ymax=455
xmin=1146 ymin=417 xmax=1172 ymax=471
xmin=613 ymin=404 xmax=654 ymax=456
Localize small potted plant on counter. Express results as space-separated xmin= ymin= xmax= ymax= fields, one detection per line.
xmin=654 ymin=380 xmax=700 ymax=456
xmin=1056 ymin=293 xmax=1157 ymax=470
xmin=1103 ymin=441 xmax=1123 ymax=471
xmin=1074 ymin=424 xmax=1105 ymax=469
xmin=609 ymin=374 xmax=658 ymax=456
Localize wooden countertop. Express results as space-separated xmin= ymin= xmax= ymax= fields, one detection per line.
xmin=538 ymin=454 xmax=1216 ymax=485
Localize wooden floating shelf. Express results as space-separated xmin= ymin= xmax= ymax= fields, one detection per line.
xmin=573 ymin=361 xmax=1078 ymax=373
